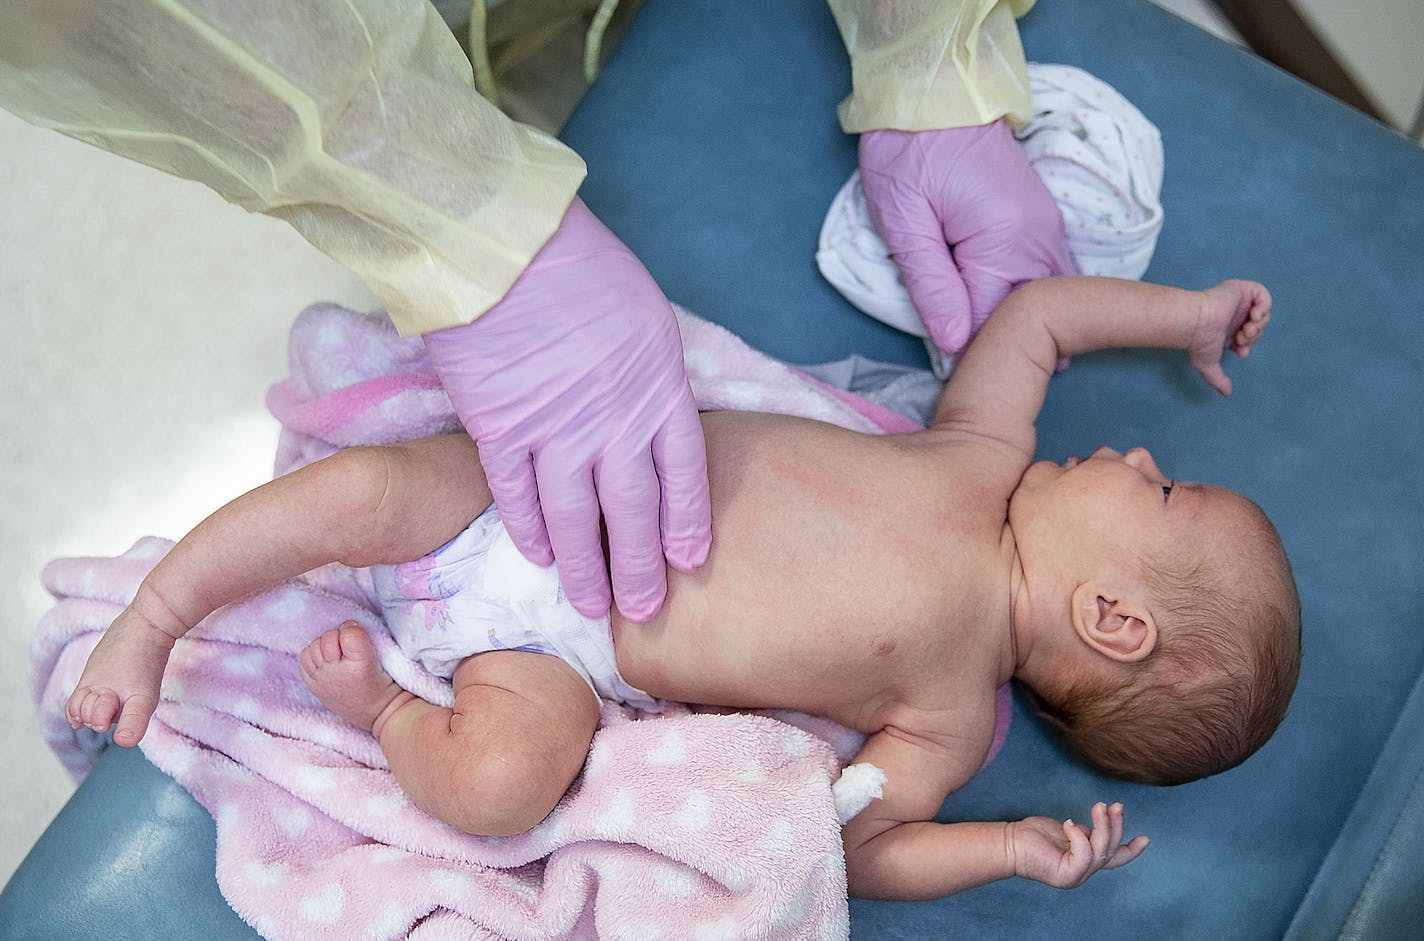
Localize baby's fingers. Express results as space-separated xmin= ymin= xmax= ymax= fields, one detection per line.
xmin=1236 ymin=294 xmax=1271 ymax=353
xmin=1234 ymin=317 xmax=1268 ymax=356
xmin=1250 ymin=284 xmax=1273 ymax=321
xmin=1196 ymin=359 xmax=1234 ymax=396
xmin=1087 ymin=802 xmax=1120 ymax=867
xmin=1062 ymin=818 xmax=1093 ymax=866
xmin=1105 ymin=802 xmax=1125 ymax=857
xmin=1105 ymin=834 xmax=1151 ymax=870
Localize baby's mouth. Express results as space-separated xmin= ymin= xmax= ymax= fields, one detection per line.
xmin=1062 ymin=456 xmax=1081 ymax=469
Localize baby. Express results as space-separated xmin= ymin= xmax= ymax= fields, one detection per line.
xmin=66 ymin=275 xmax=1300 ymax=900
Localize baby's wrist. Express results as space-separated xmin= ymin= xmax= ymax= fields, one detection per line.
xmin=1003 ymin=820 xmax=1021 ymax=879
xmin=1192 ymin=288 xmax=1216 ymax=347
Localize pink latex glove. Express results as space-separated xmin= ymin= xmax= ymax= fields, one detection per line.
xmin=858 ymin=119 xmax=1076 ymax=353
xmin=423 ymin=197 xmax=711 ymax=621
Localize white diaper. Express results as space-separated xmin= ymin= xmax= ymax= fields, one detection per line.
xmin=372 ymin=506 xmax=659 ymax=710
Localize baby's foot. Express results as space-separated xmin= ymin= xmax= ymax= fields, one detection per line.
xmin=67 ymin=605 xmax=179 ymax=747
xmin=299 ymin=622 xmax=411 ymax=736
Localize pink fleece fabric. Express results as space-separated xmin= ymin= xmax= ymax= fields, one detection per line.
xmin=30 ymin=304 xmax=1009 ymax=940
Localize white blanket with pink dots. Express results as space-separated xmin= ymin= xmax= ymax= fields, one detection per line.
xmin=30 ymin=303 xmax=1007 ymax=940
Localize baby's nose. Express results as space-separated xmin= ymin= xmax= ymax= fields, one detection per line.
xmin=1122 ymin=447 xmax=1164 ymax=478
xmin=1089 ymin=446 xmax=1122 ymax=460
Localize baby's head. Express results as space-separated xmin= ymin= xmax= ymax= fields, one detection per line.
xmin=1009 ymin=447 xmax=1301 ymax=786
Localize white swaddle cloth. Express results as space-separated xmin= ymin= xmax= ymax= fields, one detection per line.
xmin=818 ymin=63 xmax=1164 ymax=377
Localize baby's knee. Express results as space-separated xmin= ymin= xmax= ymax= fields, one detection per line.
xmin=442 ymin=742 xmax=567 ymax=837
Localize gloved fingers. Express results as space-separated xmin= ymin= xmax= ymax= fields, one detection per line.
xmin=970 ymin=240 xmax=1072 ymax=369
xmin=534 ymin=452 xmax=612 ymax=619
xmin=595 ymin=444 xmax=668 ymax=623
xmin=960 ymin=266 xmax=1018 ymax=336
xmin=871 ymin=189 xmax=974 ymax=353
xmin=957 ymin=231 xmax=1068 ymax=334
xmin=479 ymin=445 xmax=555 ymax=567
xmin=1047 ymin=232 xmax=1077 ymax=278
xmin=651 ymin=392 xmax=712 ymax=574
xmin=906 ymin=254 xmax=975 ymax=354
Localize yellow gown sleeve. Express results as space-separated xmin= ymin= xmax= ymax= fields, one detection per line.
xmin=826 ymin=0 xmax=1036 ymax=133
xmin=0 ymin=0 xmax=587 ymax=335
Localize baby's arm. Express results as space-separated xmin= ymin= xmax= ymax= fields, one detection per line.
xmin=933 ymin=276 xmax=1271 ymax=461
xmin=66 ymin=435 xmax=491 ymax=747
xmin=842 ymin=729 xmax=1147 ymax=899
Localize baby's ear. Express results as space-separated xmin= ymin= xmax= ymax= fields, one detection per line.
xmin=1070 ymin=582 xmax=1158 ymax=663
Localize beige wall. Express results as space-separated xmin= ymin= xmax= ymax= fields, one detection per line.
xmin=1293 ymin=0 xmax=1424 ymax=137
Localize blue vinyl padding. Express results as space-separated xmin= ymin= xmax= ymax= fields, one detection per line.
xmin=3 ymin=1 xmax=1422 ymax=937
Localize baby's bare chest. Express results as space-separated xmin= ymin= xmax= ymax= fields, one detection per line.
xmin=612 ymin=414 xmax=1009 ymax=727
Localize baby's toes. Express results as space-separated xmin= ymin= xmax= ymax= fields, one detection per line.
xmin=317 ymin=626 xmax=344 ymax=662
xmin=299 ymin=633 xmax=335 ymax=677
xmin=70 ymin=688 xmax=95 ymax=727
xmin=65 ymin=689 xmax=86 ymax=728
xmin=334 ymin=623 xmax=376 ymax=662
xmin=298 ymin=643 xmax=319 ymax=680
xmin=81 ymin=688 xmax=120 ymax=732
xmin=300 ymin=626 xmax=353 ymax=675
xmin=113 ymin=701 xmax=152 ymax=747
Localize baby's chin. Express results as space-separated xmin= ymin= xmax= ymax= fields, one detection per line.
xmin=1016 ymin=459 xmax=1067 ymax=492
xmin=1008 ymin=461 xmax=1059 ymax=521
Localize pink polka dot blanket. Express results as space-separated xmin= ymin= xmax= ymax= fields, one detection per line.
xmin=30 ymin=303 xmax=1009 ymax=941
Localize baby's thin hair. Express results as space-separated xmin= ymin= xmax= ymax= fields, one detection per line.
xmin=1039 ymin=499 xmax=1301 ymax=786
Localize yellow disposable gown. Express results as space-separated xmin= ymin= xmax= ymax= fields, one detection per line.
xmin=0 ymin=0 xmax=1033 ymax=335
xmin=827 ymin=0 xmax=1035 ymax=133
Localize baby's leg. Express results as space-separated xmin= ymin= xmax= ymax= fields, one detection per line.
xmin=300 ymin=621 xmax=599 ymax=837
xmin=298 ymin=624 xmax=412 ymax=734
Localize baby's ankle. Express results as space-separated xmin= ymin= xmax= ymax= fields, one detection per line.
xmin=372 ymin=690 xmax=418 ymax=741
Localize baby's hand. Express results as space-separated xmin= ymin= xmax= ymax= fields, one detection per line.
xmin=1009 ymin=801 xmax=1149 ymax=890
xmin=66 ymin=605 xmax=179 ymax=747
xmin=1190 ymin=279 xmax=1272 ymax=395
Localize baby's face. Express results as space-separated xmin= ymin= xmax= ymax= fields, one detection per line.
xmin=1009 ymin=446 xmax=1250 ymax=565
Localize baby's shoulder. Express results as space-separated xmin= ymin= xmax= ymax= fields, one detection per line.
xmin=879 ymin=679 xmax=1003 ymax=780
xmin=898 ymin=428 xmax=1027 ymax=499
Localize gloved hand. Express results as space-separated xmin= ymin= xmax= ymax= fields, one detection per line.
xmin=424 ymin=197 xmax=711 ymax=622
xmin=858 ymin=119 xmax=1075 ymax=353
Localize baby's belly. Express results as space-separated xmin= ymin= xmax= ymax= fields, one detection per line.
xmin=609 ymin=577 xmax=917 ymax=731
xmin=604 ymin=409 xmax=972 ymax=728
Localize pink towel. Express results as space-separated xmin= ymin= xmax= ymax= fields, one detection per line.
xmin=30 ymin=304 xmax=1008 ymax=940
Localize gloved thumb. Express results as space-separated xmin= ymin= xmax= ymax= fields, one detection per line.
xmin=901 ymin=250 xmax=975 ymax=354
xmin=863 ymin=177 xmax=975 ymax=355
xmin=874 ymin=221 xmax=971 ymax=352
xmin=960 ymin=265 xmax=1017 ymax=337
